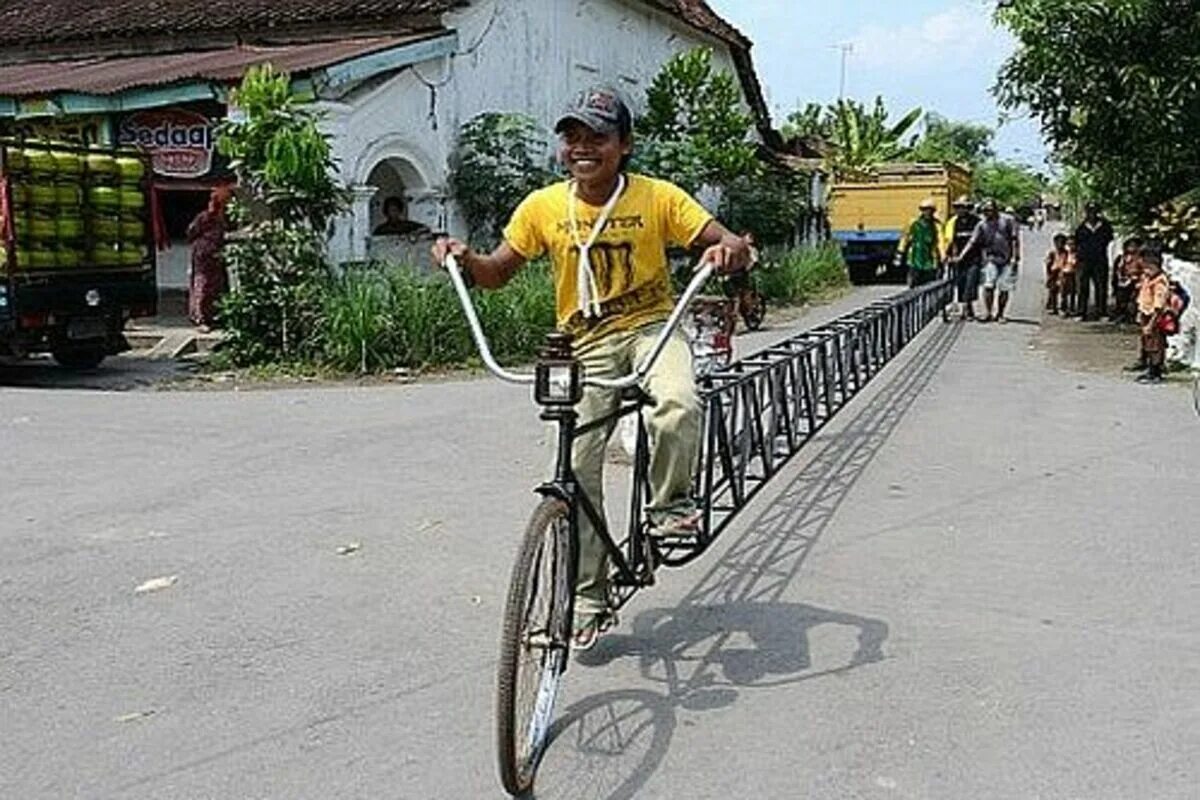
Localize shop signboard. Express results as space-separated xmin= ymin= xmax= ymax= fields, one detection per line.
xmin=117 ymin=108 xmax=217 ymax=179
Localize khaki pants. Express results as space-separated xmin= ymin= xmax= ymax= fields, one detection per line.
xmin=569 ymin=324 xmax=701 ymax=616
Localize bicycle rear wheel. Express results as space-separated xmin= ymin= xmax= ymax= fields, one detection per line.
xmin=496 ymin=498 xmax=574 ymax=796
xmin=741 ymin=290 xmax=767 ymax=331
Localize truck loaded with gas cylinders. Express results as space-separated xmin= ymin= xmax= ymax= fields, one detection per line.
xmin=0 ymin=140 xmax=156 ymax=369
xmin=829 ymin=162 xmax=972 ymax=285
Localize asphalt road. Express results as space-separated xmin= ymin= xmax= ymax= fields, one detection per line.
xmin=3 ymin=230 xmax=1199 ymax=799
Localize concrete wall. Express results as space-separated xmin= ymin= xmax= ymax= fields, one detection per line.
xmin=322 ymin=0 xmax=751 ymax=262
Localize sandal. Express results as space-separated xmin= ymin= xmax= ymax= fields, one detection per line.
xmin=572 ymin=610 xmax=617 ymax=651
xmin=649 ymin=510 xmax=701 ymax=539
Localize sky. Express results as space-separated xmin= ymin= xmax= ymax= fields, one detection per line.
xmin=706 ymin=0 xmax=1048 ymax=167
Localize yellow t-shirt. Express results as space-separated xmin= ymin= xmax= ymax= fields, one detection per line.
xmin=503 ymin=173 xmax=713 ymax=343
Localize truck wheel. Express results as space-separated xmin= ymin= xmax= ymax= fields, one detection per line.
xmin=848 ymin=263 xmax=876 ymax=285
xmin=53 ymin=345 xmax=107 ymax=370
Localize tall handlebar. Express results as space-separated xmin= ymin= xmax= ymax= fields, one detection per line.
xmin=444 ymin=254 xmax=717 ymax=390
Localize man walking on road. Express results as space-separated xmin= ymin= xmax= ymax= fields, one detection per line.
xmin=944 ymin=195 xmax=981 ymax=320
xmin=897 ymin=198 xmax=943 ymax=289
xmin=1074 ymin=202 xmax=1115 ymax=321
xmin=956 ymin=199 xmax=1020 ymax=324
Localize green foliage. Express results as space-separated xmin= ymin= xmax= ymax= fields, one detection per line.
xmin=215 ymin=64 xmax=347 ymax=366
xmin=783 ymin=97 xmax=922 ymax=174
xmin=826 ymin=97 xmax=923 ymax=173
xmin=1147 ymin=193 xmax=1200 ymax=261
xmin=318 ymin=262 xmax=556 ymax=373
xmin=634 ymin=48 xmax=813 ymax=246
xmin=975 ymin=161 xmax=1047 ymax=210
xmin=634 ymin=48 xmax=758 ymax=194
xmin=217 ymin=64 xmax=346 ymax=230
xmin=1054 ymin=165 xmax=1098 ymax=226
xmin=448 ymin=113 xmax=555 ymax=248
xmin=219 ymin=222 xmax=331 ymax=364
xmin=755 ymin=244 xmax=849 ymax=305
xmin=720 ymin=167 xmax=812 ymax=247
xmin=996 ymin=0 xmax=1200 ymax=221
xmin=782 ymin=102 xmax=831 ymax=141
xmin=909 ymin=113 xmax=995 ymax=166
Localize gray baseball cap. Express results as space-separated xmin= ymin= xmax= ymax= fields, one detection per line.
xmin=554 ymin=86 xmax=632 ymax=137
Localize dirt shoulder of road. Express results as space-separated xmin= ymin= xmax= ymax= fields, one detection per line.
xmin=1032 ymin=313 xmax=1143 ymax=375
xmin=1031 ymin=312 xmax=1194 ymax=385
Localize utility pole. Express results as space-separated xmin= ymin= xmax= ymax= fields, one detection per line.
xmin=834 ymin=42 xmax=854 ymax=100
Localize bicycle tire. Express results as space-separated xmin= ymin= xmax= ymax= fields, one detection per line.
xmin=496 ymin=498 xmax=573 ymax=797
xmin=741 ymin=291 xmax=767 ymax=332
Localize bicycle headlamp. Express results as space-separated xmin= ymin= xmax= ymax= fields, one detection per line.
xmin=535 ymin=333 xmax=582 ymax=406
xmin=536 ymin=362 xmax=581 ymax=405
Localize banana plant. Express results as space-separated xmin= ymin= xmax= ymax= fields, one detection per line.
xmin=827 ymin=97 xmax=923 ymax=174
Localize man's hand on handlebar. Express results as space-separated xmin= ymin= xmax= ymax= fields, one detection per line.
xmin=432 ymin=236 xmax=470 ymax=268
xmin=700 ymin=232 xmax=756 ymax=275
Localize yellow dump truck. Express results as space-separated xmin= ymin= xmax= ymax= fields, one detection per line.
xmin=830 ymin=163 xmax=972 ymax=284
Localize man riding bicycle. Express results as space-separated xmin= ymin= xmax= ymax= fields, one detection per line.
xmin=432 ymin=86 xmax=753 ymax=649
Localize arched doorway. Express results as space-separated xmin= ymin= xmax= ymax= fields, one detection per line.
xmin=365 ymin=157 xmax=429 ymax=234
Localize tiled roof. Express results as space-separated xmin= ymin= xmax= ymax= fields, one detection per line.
xmin=642 ymin=0 xmax=751 ymax=49
xmin=0 ymin=1 xmax=459 ymax=48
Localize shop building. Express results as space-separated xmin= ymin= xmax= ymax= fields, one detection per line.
xmin=0 ymin=0 xmax=775 ymax=288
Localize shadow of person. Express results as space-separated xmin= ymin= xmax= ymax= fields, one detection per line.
xmin=629 ymin=602 xmax=887 ymax=695
xmin=534 ymin=602 xmax=887 ymax=799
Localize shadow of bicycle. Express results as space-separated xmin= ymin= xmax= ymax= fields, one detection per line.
xmin=528 ymin=320 xmax=962 ymax=800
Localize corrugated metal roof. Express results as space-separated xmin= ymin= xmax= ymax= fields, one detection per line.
xmin=0 ymin=35 xmax=438 ymax=97
xmin=0 ymin=1 xmax=459 ymax=47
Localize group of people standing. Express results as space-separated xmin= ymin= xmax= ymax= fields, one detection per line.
xmin=1042 ymin=203 xmax=1116 ymax=321
xmin=1044 ymin=211 xmax=1182 ymax=384
xmin=898 ymin=196 xmax=1021 ymax=323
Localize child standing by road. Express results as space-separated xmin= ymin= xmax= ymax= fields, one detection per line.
xmin=1111 ymin=237 xmax=1144 ymax=324
xmin=1045 ymin=232 xmax=1069 ymax=314
xmin=1136 ymin=247 xmax=1171 ymax=384
xmin=1059 ymin=236 xmax=1080 ymax=316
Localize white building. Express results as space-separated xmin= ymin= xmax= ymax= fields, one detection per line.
xmin=319 ymin=0 xmax=776 ymax=263
xmin=0 ymin=0 xmax=778 ymax=285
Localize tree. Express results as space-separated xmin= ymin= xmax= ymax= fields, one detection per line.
xmin=634 ymin=47 xmax=758 ymax=195
xmin=996 ymin=0 xmax=1200 ymax=222
xmin=909 ymin=113 xmax=995 ymax=166
xmin=215 ymin=65 xmax=348 ymax=365
xmin=448 ymin=113 xmax=555 ymax=248
xmin=975 ymin=161 xmax=1046 ymax=211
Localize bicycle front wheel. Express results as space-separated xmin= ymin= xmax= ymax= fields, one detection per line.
xmin=496 ymin=498 xmax=574 ymax=796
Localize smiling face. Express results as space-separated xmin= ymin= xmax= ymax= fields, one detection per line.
xmin=558 ymin=120 xmax=631 ymax=186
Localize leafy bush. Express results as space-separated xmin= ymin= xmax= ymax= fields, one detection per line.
xmin=755 ymin=244 xmax=849 ymax=306
xmin=220 ymin=222 xmax=331 ymax=364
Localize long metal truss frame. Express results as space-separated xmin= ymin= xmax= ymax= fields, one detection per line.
xmin=646 ymin=279 xmax=953 ymax=572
